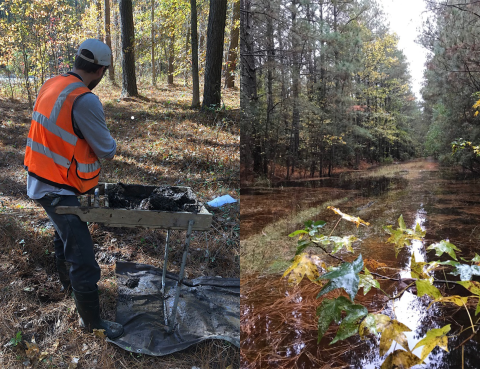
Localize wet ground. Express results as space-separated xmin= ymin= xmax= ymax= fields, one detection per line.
xmin=241 ymin=160 xmax=480 ymax=368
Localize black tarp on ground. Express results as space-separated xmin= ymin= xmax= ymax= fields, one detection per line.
xmin=106 ymin=261 xmax=240 ymax=356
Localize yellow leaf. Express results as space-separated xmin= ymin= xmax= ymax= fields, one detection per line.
xmin=327 ymin=206 xmax=370 ymax=228
xmin=379 ymin=319 xmax=412 ymax=356
xmin=428 ymin=295 xmax=469 ymax=309
xmin=381 ymin=350 xmax=423 ymax=369
xmin=93 ymin=329 xmax=107 ymax=339
xmin=282 ymin=253 xmax=325 ymax=285
xmin=412 ymin=325 xmax=450 ymax=360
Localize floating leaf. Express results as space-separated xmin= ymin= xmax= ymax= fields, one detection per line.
xmin=316 ymin=296 xmax=367 ymax=343
xmin=283 ymin=253 xmax=325 ymax=285
xmin=379 ymin=319 xmax=412 ymax=356
xmin=359 ymin=267 xmax=380 ymax=295
xmin=381 ymin=350 xmax=423 ymax=369
xmin=428 ymin=295 xmax=469 ymax=309
xmin=416 ymin=279 xmax=442 ymax=299
xmin=359 ymin=313 xmax=391 ymax=338
xmin=412 ymin=325 xmax=450 ymax=360
xmin=327 ymin=206 xmax=370 ymax=227
xmin=450 ymin=264 xmax=480 ymax=281
xmin=410 ymin=253 xmax=429 ymax=280
xmin=317 ymin=254 xmax=364 ymax=301
xmin=427 ymin=240 xmax=460 ymax=261
xmin=457 ymin=281 xmax=480 ymax=315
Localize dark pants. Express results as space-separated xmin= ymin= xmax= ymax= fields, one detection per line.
xmin=36 ymin=194 xmax=100 ymax=292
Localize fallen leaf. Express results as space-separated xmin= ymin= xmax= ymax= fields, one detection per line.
xmin=25 ymin=341 xmax=40 ymax=360
xmin=93 ymin=329 xmax=107 ymax=339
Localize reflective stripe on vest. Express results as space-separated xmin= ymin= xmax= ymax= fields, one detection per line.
xmin=24 ymin=75 xmax=102 ymax=194
xmin=26 ymin=138 xmax=71 ymax=168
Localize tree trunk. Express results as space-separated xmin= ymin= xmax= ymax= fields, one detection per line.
xmin=168 ymin=28 xmax=175 ymax=85
xmin=225 ymin=0 xmax=240 ymax=88
xmin=240 ymin=0 xmax=258 ymax=174
xmin=263 ymin=0 xmax=274 ymax=176
xmin=191 ymin=0 xmax=200 ymax=107
xmin=151 ymin=0 xmax=156 ymax=86
xmin=96 ymin=0 xmax=103 ymax=39
xmin=104 ymin=0 xmax=115 ymax=82
xmin=202 ymin=0 xmax=228 ymax=109
xmin=119 ymin=0 xmax=138 ymax=97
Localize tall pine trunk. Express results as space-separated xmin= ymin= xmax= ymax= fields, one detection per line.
xmin=190 ymin=0 xmax=200 ymax=107
xmin=104 ymin=0 xmax=115 ymax=82
xmin=151 ymin=0 xmax=156 ymax=86
xmin=225 ymin=0 xmax=240 ymax=88
xmin=202 ymin=0 xmax=228 ymax=109
xmin=119 ymin=0 xmax=138 ymax=97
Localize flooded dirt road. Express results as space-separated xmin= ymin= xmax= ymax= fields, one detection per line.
xmin=241 ymin=160 xmax=480 ymax=368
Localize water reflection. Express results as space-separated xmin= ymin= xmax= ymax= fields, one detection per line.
xmin=241 ymin=161 xmax=480 ymax=368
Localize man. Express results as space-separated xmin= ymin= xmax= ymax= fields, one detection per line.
xmin=24 ymin=39 xmax=123 ymax=339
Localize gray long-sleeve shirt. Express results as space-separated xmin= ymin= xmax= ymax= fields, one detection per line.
xmin=27 ymin=74 xmax=116 ymax=199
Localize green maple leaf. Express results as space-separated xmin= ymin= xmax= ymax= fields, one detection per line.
xmin=317 ymin=254 xmax=363 ymax=301
xmin=359 ymin=313 xmax=391 ymax=338
xmin=457 ymin=281 xmax=480 ymax=315
xmin=316 ymin=296 xmax=367 ymax=343
xmin=380 ymin=350 xmax=423 ymax=369
xmin=427 ymin=240 xmax=460 ymax=261
xmin=450 ymin=264 xmax=480 ymax=281
xmin=379 ymin=319 xmax=412 ymax=356
xmin=410 ymin=253 xmax=429 ymax=280
xmin=383 ymin=215 xmax=425 ymax=257
xmin=359 ymin=267 xmax=380 ymax=295
xmin=412 ymin=325 xmax=450 ymax=360
xmin=416 ymin=279 xmax=442 ymax=299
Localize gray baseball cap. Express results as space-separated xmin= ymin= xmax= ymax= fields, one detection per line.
xmin=76 ymin=39 xmax=111 ymax=66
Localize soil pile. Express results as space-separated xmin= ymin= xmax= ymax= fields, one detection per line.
xmin=107 ymin=183 xmax=198 ymax=212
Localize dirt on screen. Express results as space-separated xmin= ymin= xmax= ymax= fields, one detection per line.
xmin=107 ymin=183 xmax=198 ymax=212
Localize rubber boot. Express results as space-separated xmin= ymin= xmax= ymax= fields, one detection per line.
xmin=73 ymin=288 xmax=124 ymax=339
xmin=55 ymin=258 xmax=72 ymax=294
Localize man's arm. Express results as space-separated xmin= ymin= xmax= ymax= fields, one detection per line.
xmin=72 ymin=94 xmax=116 ymax=159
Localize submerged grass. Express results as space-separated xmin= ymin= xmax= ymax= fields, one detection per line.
xmin=0 ymin=80 xmax=239 ymax=368
xmin=240 ymin=197 xmax=350 ymax=276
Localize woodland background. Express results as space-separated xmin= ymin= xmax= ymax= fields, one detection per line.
xmin=0 ymin=0 xmax=240 ymax=368
xmin=240 ymin=0 xmax=480 ymax=183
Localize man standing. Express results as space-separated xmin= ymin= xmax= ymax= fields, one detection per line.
xmin=24 ymin=39 xmax=123 ymax=339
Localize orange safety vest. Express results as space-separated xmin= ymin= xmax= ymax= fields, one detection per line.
xmin=24 ymin=74 xmax=101 ymax=194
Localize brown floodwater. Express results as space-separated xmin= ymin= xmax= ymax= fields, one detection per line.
xmin=241 ymin=160 xmax=480 ymax=368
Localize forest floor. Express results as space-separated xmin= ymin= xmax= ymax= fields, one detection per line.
xmin=0 ymin=80 xmax=240 ymax=368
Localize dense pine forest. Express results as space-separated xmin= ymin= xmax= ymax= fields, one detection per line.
xmin=241 ymin=0 xmax=480 ymax=183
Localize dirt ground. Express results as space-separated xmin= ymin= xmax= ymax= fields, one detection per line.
xmin=0 ymin=80 xmax=239 ymax=368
